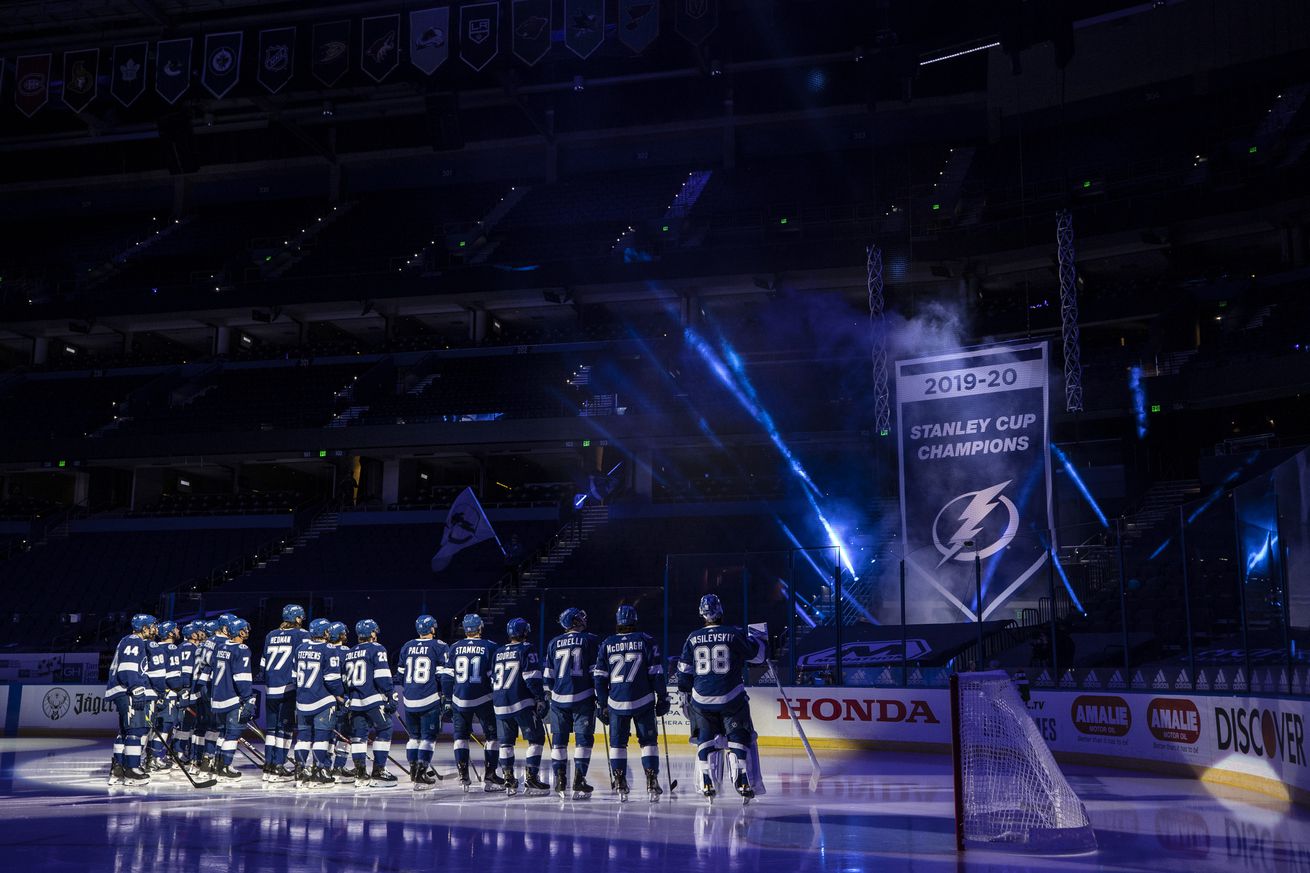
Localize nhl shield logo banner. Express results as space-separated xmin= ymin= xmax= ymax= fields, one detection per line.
xmin=61 ymin=48 xmax=99 ymax=113
xmin=460 ymin=2 xmax=500 ymax=72
xmin=895 ymin=341 xmax=1054 ymax=625
xmin=15 ymin=54 xmax=52 ymax=117
xmin=110 ymin=43 xmax=148 ymax=107
xmin=361 ymin=14 xmax=401 ymax=82
xmin=313 ymin=20 xmax=351 ymax=86
xmin=155 ymin=38 xmax=192 ymax=105
xmin=619 ymin=0 xmax=660 ymax=54
xmin=410 ymin=7 xmax=450 ymax=75
xmin=565 ymin=0 xmax=605 ymax=60
xmin=202 ymin=32 xmax=242 ymax=98
xmin=257 ymin=27 xmax=296 ymax=94
xmin=675 ymin=0 xmax=718 ymax=46
xmin=512 ymin=0 xmax=551 ymax=66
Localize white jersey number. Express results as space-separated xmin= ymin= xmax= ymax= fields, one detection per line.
xmin=346 ymin=659 xmax=369 ymax=688
xmin=693 ymin=644 xmax=731 ymax=676
xmin=492 ymin=660 xmax=520 ymax=691
xmin=453 ymin=655 xmax=483 ymax=685
xmin=404 ymin=655 xmax=432 ymax=685
xmin=608 ymin=652 xmax=643 ymax=684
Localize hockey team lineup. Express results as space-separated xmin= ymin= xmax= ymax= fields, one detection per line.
xmin=104 ymin=595 xmax=771 ymax=804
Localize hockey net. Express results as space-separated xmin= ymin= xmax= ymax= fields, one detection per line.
xmin=950 ymin=671 xmax=1096 ymax=853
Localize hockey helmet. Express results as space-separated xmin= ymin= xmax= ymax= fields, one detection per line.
xmin=462 ymin=614 xmax=484 ymax=635
xmin=156 ymin=620 xmax=178 ymax=640
xmin=328 ymin=621 xmax=348 ymax=643
xmin=282 ymin=603 xmax=306 ymax=623
xmin=698 ymin=594 xmax=724 ymax=623
xmin=308 ymin=618 xmax=331 ymax=639
xmin=131 ymin=613 xmax=158 ymax=633
xmin=203 ymin=620 xmax=221 ymax=635
xmin=615 ymin=604 xmax=638 ymax=628
xmin=559 ymin=607 xmax=587 ymax=631
xmin=226 ymin=617 xmax=250 ymax=637
xmin=506 ymin=617 xmax=530 ymax=640
xmin=415 ymin=614 xmax=437 ymax=636
xmin=355 ymin=619 xmax=379 ymax=640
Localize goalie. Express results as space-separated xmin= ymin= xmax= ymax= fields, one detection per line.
xmin=674 ymin=594 xmax=767 ymax=799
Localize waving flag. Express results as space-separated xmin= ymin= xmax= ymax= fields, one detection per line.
xmin=431 ymin=487 xmax=503 ymax=572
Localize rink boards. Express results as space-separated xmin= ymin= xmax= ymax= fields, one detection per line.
xmin=3 ymin=682 xmax=1307 ymax=804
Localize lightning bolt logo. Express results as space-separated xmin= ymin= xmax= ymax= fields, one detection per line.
xmin=933 ymin=480 xmax=1017 ymax=567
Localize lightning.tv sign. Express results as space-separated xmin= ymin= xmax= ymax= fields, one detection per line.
xmin=895 ymin=341 xmax=1054 ymax=624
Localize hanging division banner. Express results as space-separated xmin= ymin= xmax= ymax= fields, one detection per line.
xmin=257 ymin=27 xmax=296 ymax=94
xmin=312 ymin=20 xmax=351 ymax=86
xmin=61 ymin=48 xmax=99 ymax=113
xmin=675 ymin=0 xmax=718 ymax=46
xmin=155 ymin=38 xmax=192 ymax=104
xmin=15 ymin=54 xmax=52 ymax=117
xmin=201 ymin=32 xmax=242 ymax=98
xmin=459 ymin=2 xmax=500 ymax=72
xmin=896 ymin=341 xmax=1054 ymax=625
xmin=361 ymin=14 xmax=401 ymax=82
xmin=511 ymin=0 xmax=552 ymax=66
xmin=619 ymin=0 xmax=660 ymax=54
xmin=565 ymin=0 xmax=606 ymax=59
xmin=110 ymin=42 xmax=148 ymax=106
xmin=410 ymin=7 xmax=451 ymax=75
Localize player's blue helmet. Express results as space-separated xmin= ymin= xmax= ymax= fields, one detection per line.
xmin=226 ymin=617 xmax=249 ymax=636
xmin=506 ymin=618 xmax=530 ymax=640
xmin=462 ymin=614 xmax=484 ymax=635
xmin=355 ymin=619 xmax=379 ymax=639
xmin=219 ymin=614 xmax=241 ymax=633
xmin=282 ymin=603 xmax=306 ymax=623
xmin=157 ymin=620 xmax=177 ymax=639
xmin=308 ymin=618 xmax=331 ymax=639
xmin=328 ymin=622 xmax=348 ymax=642
xmin=559 ymin=608 xmax=587 ymax=630
xmin=131 ymin=613 xmax=157 ymax=632
xmin=204 ymin=619 xmax=221 ymax=635
xmin=615 ymin=605 xmax=638 ymax=628
xmin=415 ymin=614 xmax=437 ymax=636
xmin=698 ymin=594 xmax=724 ymax=623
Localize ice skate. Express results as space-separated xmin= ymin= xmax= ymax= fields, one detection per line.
xmin=645 ymin=767 xmax=663 ymax=803
xmin=370 ymin=764 xmax=398 ymax=788
xmin=553 ymin=768 xmax=568 ymax=799
xmin=410 ymin=762 xmax=436 ymax=791
xmin=700 ymin=771 xmax=716 ymax=799
xmin=214 ymin=763 xmax=242 ymax=782
xmin=122 ymin=766 xmax=150 ymax=787
xmin=524 ymin=768 xmax=551 ymax=797
xmin=734 ymin=770 xmax=754 ymax=802
xmin=503 ymin=767 xmax=519 ymax=796
xmin=572 ymin=765 xmax=594 ymax=800
xmin=615 ymin=770 xmax=630 ymax=803
xmin=106 ymin=762 xmax=124 ymax=786
xmin=457 ymin=763 xmax=472 ymax=793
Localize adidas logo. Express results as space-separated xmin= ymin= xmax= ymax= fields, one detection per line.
xmin=120 ymin=57 xmax=140 ymax=82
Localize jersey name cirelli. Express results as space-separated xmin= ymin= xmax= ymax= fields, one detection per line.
xmin=544 ymin=631 xmax=599 ymax=705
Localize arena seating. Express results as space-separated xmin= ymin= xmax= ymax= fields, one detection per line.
xmin=128 ymin=490 xmax=307 ymax=517
xmin=0 ymin=372 xmax=158 ymax=440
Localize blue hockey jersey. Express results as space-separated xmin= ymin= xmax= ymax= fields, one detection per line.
xmin=345 ymin=641 xmax=394 ymax=710
xmin=441 ymin=638 xmax=498 ymax=709
xmin=675 ymin=625 xmax=766 ymax=711
xmin=261 ymin=627 xmax=309 ymax=698
xmin=294 ymin=639 xmax=345 ymax=715
xmin=144 ymin=640 xmax=169 ymax=698
xmin=193 ymin=635 xmax=222 ymax=692
xmin=593 ymin=632 xmax=665 ymax=712
xmin=105 ymin=634 xmax=148 ymax=700
xmin=543 ymin=630 xmax=600 ymax=705
xmin=396 ymin=637 xmax=449 ymax=711
xmin=491 ymin=641 xmax=544 ymax=716
xmin=210 ymin=638 xmax=253 ymax=713
xmin=161 ymin=643 xmax=185 ymax=694
xmin=178 ymin=641 xmax=197 ymax=698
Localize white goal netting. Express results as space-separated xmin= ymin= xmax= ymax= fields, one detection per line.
xmin=952 ymin=671 xmax=1096 ymax=853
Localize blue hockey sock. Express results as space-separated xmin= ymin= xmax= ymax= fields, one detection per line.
xmin=454 ymin=746 xmax=470 ymax=767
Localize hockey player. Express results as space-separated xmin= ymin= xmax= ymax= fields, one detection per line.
xmin=260 ymin=604 xmax=308 ymax=783
xmin=293 ymin=618 xmax=345 ymax=787
xmin=105 ymin=613 xmax=156 ymax=786
xmin=544 ymin=607 xmax=600 ymax=798
xmin=593 ymin=605 xmax=669 ymax=802
xmin=396 ymin=614 xmax=447 ymax=789
xmin=173 ymin=622 xmax=201 ymax=766
xmin=492 ymin=618 xmax=550 ymax=796
xmin=327 ymin=622 xmax=356 ymax=783
xmin=146 ymin=621 xmax=184 ymax=772
xmin=209 ymin=617 xmax=255 ymax=781
xmin=441 ymin=614 xmax=503 ymax=792
xmin=346 ymin=618 xmax=398 ymax=787
xmin=193 ymin=615 xmax=235 ymax=773
xmin=675 ymin=594 xmax=767 ymax=799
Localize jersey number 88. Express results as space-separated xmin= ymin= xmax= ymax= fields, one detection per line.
xmin=693 ymin=644 xmax=731 ymax=676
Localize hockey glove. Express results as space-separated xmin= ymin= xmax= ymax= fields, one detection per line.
xmin=534 ymin=697 xmax=549 ymax=720
xmin=655 ymin=696 xmax=671 ymax=718
xmin=130 ymin=687 xmax=149 ymax=709
xmin=238 ymin=696 xmax=256 ymax=723
xmin=384 ymin=692 xmax=398 ymax=717
xmin=597 ymin=701 xmax=610 ymax=722
xmin=440 ymin=698 xmax=454 ymax=720
xmin=677 ymin=691 xmax=691 ymax=718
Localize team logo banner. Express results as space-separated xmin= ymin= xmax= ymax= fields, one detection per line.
xmin=155 ymin=38 xmax=192 ymax=104
xmin=619 ymin=0 xmax=660 ymax=54
xmin=410 ymin=7 xmax=450 ymax=75
xmin=512 ymin=0 xmax=551 ymax=66
xmin=110 ymin=42 xmax=147 ymax=106
xmin=202 ymin=32 xmax=242 ymax=98
xmin=313 ymin=20 xmax=351 ymax=86
xmin=895 ymin=341 xmax=1054 ymax=624
xmin=257 ymin=27 xmax=296 ymax=94
xmin=460 ymin=2 xmax=500 ymax=72
xmin=361 ymin=14 xmax=401 ymax=82
xmin=675 ymin=0 xmax=718 ymax=46
xmin=61 ymin=49 xmax=99 ymax=113
xmin=565 ymin=0 xmax=606 ymax=59
xmin=15 ymin=54 xmax=52 ymax=117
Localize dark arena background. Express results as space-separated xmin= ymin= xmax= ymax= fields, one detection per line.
xmin=2 ymin=1 xmax=1310 ymax=871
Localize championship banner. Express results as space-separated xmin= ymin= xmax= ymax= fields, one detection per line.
xmin=410 ymin=7 xmax=451 ymax=75
xmin=565 ymin=0 xmax=606 ymax=59
xmin=361 ymin=14 xmax=401 ymax=82
xmin=895 ymin=341 xmax=1054 ymax=624
xmin=257 ymin=27 xmax=296 ymax=94
xmin=512 ymin=0 xmax=552 ymax=66
xmin=675 ymin=0 xmax=718 ymax=46
xmin=155 ymin=38 xmax=192 ymax=104
xmin=619 ymin=0 xmax=660 ymax=54
xmin=110 ymin=42 xmax=147 ymax=107
xmin=201 ymin=32 xmax=242 ymax=98
xmin=61 ymin=49 xmax=99 ymax=113
xmin=15 ymin=54 xmax=52 ymax=117
xmin=459 ymin=2 xmax=500 ymax=72
xmin=312 ymin=20 xmax=351 ymax=86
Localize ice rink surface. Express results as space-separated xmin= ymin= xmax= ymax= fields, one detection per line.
xmin=2 ymin=738 xmax=1309 ymax=873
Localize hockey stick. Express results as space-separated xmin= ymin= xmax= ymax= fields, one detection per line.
xmin=767 ymin=659 xmax=821 ymax=791
xmin=148 ymin=724 xmax=217 ymax=789
xmin=331 ymin=725 xmax=408 ymax=775
xmin=600 ymin=715 xmax=616 ymax=790
xmin=658 ymin=715 xmax=679 ymax=794
xmin=389 ymin=711 xmax=445 ymax=780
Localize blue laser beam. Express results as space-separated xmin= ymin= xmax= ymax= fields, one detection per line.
xmin=1051 ymin=443 xmax=1108 ymax=529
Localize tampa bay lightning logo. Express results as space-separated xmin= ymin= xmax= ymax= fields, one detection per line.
xmin=931 ymin=481 xmax=1019 ymax=567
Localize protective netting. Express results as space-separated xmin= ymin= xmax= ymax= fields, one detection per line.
xmin=953 ymin=671 xmax=1097 ymax=853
